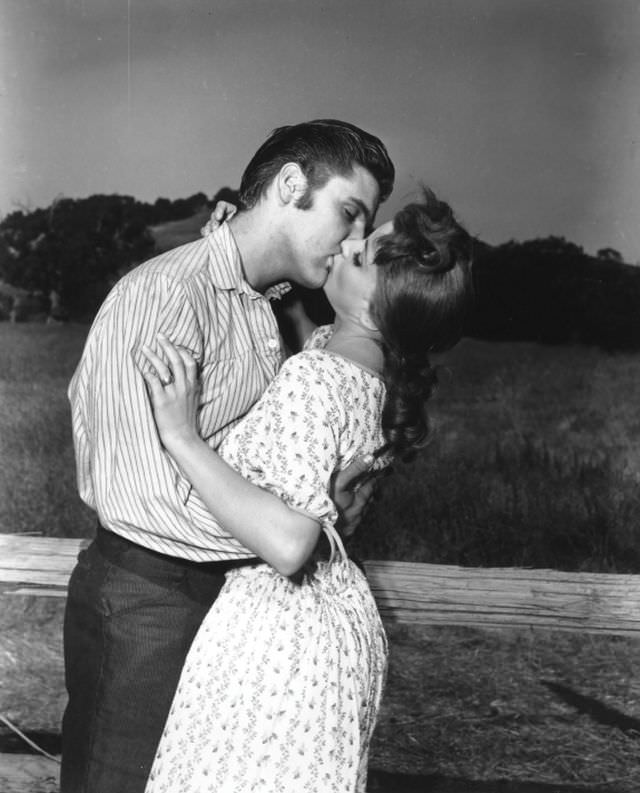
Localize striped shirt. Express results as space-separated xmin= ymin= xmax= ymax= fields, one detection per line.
xmin=69 ymin=223 xmax=289 ymax=561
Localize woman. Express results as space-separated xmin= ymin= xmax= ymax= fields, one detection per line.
xmin=141 ymin=189 xmax=473 ymax=793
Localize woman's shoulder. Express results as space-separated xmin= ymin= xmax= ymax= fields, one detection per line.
xmin=278 ymin=348 xmax=382 ymax=413
xmin=302 ymin=324 xmax=334 ymax=350
xmin=279 ymin=346 xmax=339 ymax=380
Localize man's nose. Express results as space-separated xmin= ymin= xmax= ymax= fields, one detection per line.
xmin=346 ymin=217 xmax=367 ymax=240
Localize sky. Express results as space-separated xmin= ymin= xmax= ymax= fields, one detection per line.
xmin=1 ymin=0 xmax=639 ymax=261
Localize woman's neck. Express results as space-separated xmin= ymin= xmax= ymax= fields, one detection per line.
xmin=326 ymin=319 xmax=384 ymax=375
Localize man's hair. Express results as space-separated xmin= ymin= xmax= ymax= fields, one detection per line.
xmin=238 ymin=119 xmax=395 ymax=210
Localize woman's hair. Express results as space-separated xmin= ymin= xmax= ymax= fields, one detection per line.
xmin=371 ymin=188 xmax=474 ymax=459
xmin=238 ymin=119 xmax=395 ymax=210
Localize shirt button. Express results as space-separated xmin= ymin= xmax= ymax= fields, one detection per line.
xmin=267 ymin=338 xmax=279 ymax=350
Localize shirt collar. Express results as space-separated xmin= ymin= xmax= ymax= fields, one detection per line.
xmin=206 ymin=222 xmax=291 ymax=302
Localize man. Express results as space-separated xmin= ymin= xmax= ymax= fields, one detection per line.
xmin=62 ymin=119 xmax=395 ymax=793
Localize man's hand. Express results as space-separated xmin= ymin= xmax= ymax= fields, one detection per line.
xmin=331 ymin=455 xmax=379 ymax=538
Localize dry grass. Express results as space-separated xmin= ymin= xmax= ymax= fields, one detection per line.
xmin=372 ymin=624 xmax=640 ymax=790
xmin=350 ymin=339 xmax=640 ymax=574
xmin=0 ymin=324 xmax=95 ymax=538
xmin=0 ymin=598 xmax=66 ymax=733
xmin=1 ymin=600 xmax=639 ymax=791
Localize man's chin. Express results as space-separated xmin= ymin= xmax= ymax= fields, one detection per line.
xmin=303 ymin=269 xmax=330 ymax=290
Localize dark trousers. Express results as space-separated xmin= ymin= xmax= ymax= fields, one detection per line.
xmin=60 ymin=527 xmax=253 ymax=793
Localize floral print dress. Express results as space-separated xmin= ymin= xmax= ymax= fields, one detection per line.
xmin=145 ymin=326 xmax=390 ymax=793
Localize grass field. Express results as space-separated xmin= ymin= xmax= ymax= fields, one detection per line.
xmin=351 ymin=338 xmax=640 ymax=574
xmin=1 ymin=323 xmax=639 ymax=790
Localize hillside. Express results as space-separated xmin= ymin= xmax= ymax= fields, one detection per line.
xmin=149 ymin=206 xmax=212 ymax=253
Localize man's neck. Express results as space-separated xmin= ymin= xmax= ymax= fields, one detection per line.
xmin=228 ymin=209 xmax=283 ymax=294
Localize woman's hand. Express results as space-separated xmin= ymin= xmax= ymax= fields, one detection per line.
xmin=200 ymin=200 xmax=238 ymax=236
xmin=139 ymin=334 xmax=201 ymax=451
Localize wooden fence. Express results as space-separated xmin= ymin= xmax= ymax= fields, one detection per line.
xmin=2 ymin=534 xmax=639 ymax=636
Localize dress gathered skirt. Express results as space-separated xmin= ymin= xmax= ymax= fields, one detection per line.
xmin=145 ymin=556 xmax=388 ymax=793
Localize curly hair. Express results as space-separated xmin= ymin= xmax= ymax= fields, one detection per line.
xmin=371 ymin=189 xmax=474 ymax=459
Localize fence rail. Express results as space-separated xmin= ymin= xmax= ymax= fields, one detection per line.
xmin=1 ymin=534 xmax=639 ymax=636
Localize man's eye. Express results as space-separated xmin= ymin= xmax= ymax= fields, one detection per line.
xmin=344 ymin=208 xmax=356 ymax=222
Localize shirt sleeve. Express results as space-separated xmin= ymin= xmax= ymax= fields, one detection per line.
xmin=72 ymin=270 xmax=229 ymax=540
xmin=221 ymin=351 xmax=345 ymax=530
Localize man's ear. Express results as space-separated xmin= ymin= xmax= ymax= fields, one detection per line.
xmin=277 ymin=162 xmax=308 ymax=205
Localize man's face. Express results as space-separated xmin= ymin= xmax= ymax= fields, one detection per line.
xmin=284 ymin=165 xmax=380 ymax=289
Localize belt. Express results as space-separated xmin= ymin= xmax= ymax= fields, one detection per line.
xmin=95 ymin=524 xmax=258 ymax=573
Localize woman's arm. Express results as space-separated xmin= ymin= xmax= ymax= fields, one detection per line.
xmin=140 ymin=336 xmax=321 ymax=576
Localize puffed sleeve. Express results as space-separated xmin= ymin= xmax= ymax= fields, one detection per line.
xmin=220 ymin=351 xmax=345 ymax=530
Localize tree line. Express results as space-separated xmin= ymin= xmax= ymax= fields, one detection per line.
xmin=0 ymin=191 xmax=215 ymax=321
xmin=1 ymin=192 xmax=639 ymax=350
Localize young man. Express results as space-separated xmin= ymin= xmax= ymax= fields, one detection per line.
xmin=62 ymin=119 xmax=394 ymax=793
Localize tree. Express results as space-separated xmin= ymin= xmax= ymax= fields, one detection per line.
xmin=596 ymin=247 xmax=623 ymax=263
xmin=0 ymin=194 xmax=156 ymax=321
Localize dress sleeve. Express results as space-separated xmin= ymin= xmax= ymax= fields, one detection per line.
xmin=302 ymin=324 xmax=333 ymax=351
xmin=221 ymin=351 xmax=344 ymax=530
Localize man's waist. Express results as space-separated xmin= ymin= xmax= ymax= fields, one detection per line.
xmin=96 ymin=524 xmax=258 ymax=571
xmin=95 ymin=518 xmax=257 ymax=563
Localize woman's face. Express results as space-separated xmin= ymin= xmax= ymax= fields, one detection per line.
xmin=323 ymin=221 xmax=393 ymax=324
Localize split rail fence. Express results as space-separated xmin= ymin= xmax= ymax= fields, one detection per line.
xmin=1 ymin=533 xmax=639 ymax=636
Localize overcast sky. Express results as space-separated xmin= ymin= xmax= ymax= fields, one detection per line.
xmin=1 ymin=0 xmax=638 ymax=261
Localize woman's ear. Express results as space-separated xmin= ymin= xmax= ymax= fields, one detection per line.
xmin=276 ymin=163 xmax=308 ymax=206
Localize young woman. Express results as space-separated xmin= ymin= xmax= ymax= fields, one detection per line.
xmin=140 ymin=189 xmax=473 ymax=793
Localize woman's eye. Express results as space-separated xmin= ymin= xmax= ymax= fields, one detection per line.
xmin=353 ymin=252 xmax=362 ymax=267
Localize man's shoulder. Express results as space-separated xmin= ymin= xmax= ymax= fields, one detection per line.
xmin=137 ymin=237 xmax=211 ymax=279
xmin=106 ymin=238 xmax=212 ymax=301
xmin=131 ymin=226 xmax=236 ymax=288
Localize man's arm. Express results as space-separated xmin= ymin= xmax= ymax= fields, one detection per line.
xmin=75 ymin=272 xmax=225 ymax=540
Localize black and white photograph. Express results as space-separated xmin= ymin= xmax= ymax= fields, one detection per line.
xmin=1 ymin=1 xmax=639 ymax=791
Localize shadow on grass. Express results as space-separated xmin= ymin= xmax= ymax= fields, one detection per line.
xmin=541 ymin=679 xmax=640 ymax=736
xmin=368 ymin=768 xmax=614 ymax=792
xmin=0 ymin=730 xmax=61 ymax=755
